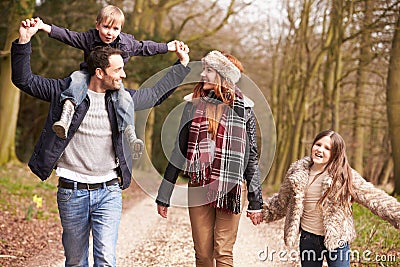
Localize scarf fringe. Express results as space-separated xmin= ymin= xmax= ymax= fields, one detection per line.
xmin=186 ymin=163 xmax=210 ymax=185
xmin=207 ymin=185 xmax=242 ymax=214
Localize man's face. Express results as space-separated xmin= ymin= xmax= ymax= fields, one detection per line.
xmin=101 ymin=54 xmax=126 ymax=90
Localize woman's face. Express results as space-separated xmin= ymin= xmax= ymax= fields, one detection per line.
xmin=311 ymin=135 xmax=332 ymax=169
xmin=201 ymin=63 xmax=218 ymax=90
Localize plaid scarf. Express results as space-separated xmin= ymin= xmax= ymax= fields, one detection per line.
xmin=185 ymin=89 xmax=246 ymax=213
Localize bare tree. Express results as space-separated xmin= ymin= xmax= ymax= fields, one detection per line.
xmin=387 ymin=13 xmax=400 ymax=195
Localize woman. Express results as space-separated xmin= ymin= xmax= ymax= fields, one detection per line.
xmin=263 ymin=129 xmax=400 ymax=267
xmin=156 ymin=50 xmax=264 ymax=266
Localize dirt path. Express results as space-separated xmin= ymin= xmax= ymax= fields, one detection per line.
xmin=38 ymin=186 xmax=297 ymax=267
xmin=20 ymin=164 xmax=295 ymax=267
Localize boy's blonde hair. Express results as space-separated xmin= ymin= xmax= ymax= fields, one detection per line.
xmin=96 ymin=5 xmax=125 ymax=29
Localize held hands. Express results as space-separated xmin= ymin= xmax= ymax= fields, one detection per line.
xmin=174 ymin=41 xmax=190 ymax=67
xmin=35 ymin=17 xmax=52 ymax=33
xmin=167 ymin=40 xmax=190 ymax=53
xmin=157 ymin=204 xmax=168 ymax=219
xmin=18 ymin=17 xmax=52 ymax=44
xmin=246 ymin=211 xmax=263 ymax=225
xmin=19 ymin=18 xmax=41 ymax=44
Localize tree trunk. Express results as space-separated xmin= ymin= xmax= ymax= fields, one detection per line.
xmin=378 ymin=157 xmax=393 ymax=186
xmin=386 ymin=14 xmax=400 ymax=195
xmin=352 ymin=1 xmax=374 ymax=175
xmin=0 ymin=0 xmax=35 ymax=166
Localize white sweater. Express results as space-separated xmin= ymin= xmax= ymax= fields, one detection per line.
xmin=57 ymin=90 xmax=118 ymax=180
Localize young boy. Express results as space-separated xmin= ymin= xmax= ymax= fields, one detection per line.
xmin=37 ymin=5 xmax=183 ymax=159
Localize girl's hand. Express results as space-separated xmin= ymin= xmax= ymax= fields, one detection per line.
xmin=246 ymin=211 xmax=263 ymax=225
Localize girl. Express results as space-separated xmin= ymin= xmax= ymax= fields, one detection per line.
xmin=263 ymin=129 xmax=400 ymax=267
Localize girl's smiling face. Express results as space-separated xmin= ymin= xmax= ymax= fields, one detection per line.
xmin=311 ymin=135 xmax=332 ymax=169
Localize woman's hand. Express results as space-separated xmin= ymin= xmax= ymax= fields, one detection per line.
xmin=175 ymin=41 xmax=190 ymax=67
xmin=157 ymin=204 xmax=169 ymax=219
xmin=246 ymin=211 xmax=263 ymax=225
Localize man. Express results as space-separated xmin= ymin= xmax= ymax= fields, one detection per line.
xmin=12 ymin=18 xmax=190 ymax=266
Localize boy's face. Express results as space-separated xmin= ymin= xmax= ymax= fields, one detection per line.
xmin=96 ymin=19 xmax=122 ymax=44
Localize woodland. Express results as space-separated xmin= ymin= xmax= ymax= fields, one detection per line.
xmin=0 ymin=0 xmax=399 ymax=194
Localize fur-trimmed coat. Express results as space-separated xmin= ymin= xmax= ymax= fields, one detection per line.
xmin=263 ymin=156 xmax=400 ymax=250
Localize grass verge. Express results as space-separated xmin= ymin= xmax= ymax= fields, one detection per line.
xmin=0 ymin=162 xmax=59 ymax=221
xmin=351 ymin=197 xmax=400 ymax=266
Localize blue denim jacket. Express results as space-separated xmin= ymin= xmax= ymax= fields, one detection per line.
xmin=11 ymin=40 xmax=190 ymax=189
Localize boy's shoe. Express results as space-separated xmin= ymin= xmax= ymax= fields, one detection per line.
xmin=124 ymin=125 xmax=144 ymax=159
xmin=52 ymin=101 xmax=75 ymax=139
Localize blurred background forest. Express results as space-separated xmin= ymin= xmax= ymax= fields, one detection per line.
xmin=0 ymin=0 xmax=399 ymax=194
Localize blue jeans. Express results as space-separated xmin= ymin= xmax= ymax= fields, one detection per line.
xmin=60 ymin=70 xmax=90 ymax=105
xmin=57 ymin=178 xmax=122 ymax=267
xmin=300 ymin=229 xmax=350 ymax=267
xmin=110 ymin=82 xmax=135 ymax=132
xmin=61 ymin=70 xmax=135 ymax=132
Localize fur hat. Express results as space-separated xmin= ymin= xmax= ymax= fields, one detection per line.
xmin=201 ymin=51 xmax=241 ymax=84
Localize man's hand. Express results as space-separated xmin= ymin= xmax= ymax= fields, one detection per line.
xmin=175 ymin=41 xmax=189 ymax=67
xmin=19 ymin=18 xmax=40 ymax=44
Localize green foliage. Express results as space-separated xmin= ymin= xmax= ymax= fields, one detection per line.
xmin=25 ymin=204 xmax=34 ymax=221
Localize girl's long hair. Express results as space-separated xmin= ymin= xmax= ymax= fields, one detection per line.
xmin=192 ymin=52 xmax=244 ymax=139
xmin=312 ymin=130 xmax=355 ymax=213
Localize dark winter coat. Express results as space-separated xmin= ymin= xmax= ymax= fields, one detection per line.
xmin=11 ymin=40 xmax=190 ymax=189
xmin=49 ymin=25 xmax=168 ymax=69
